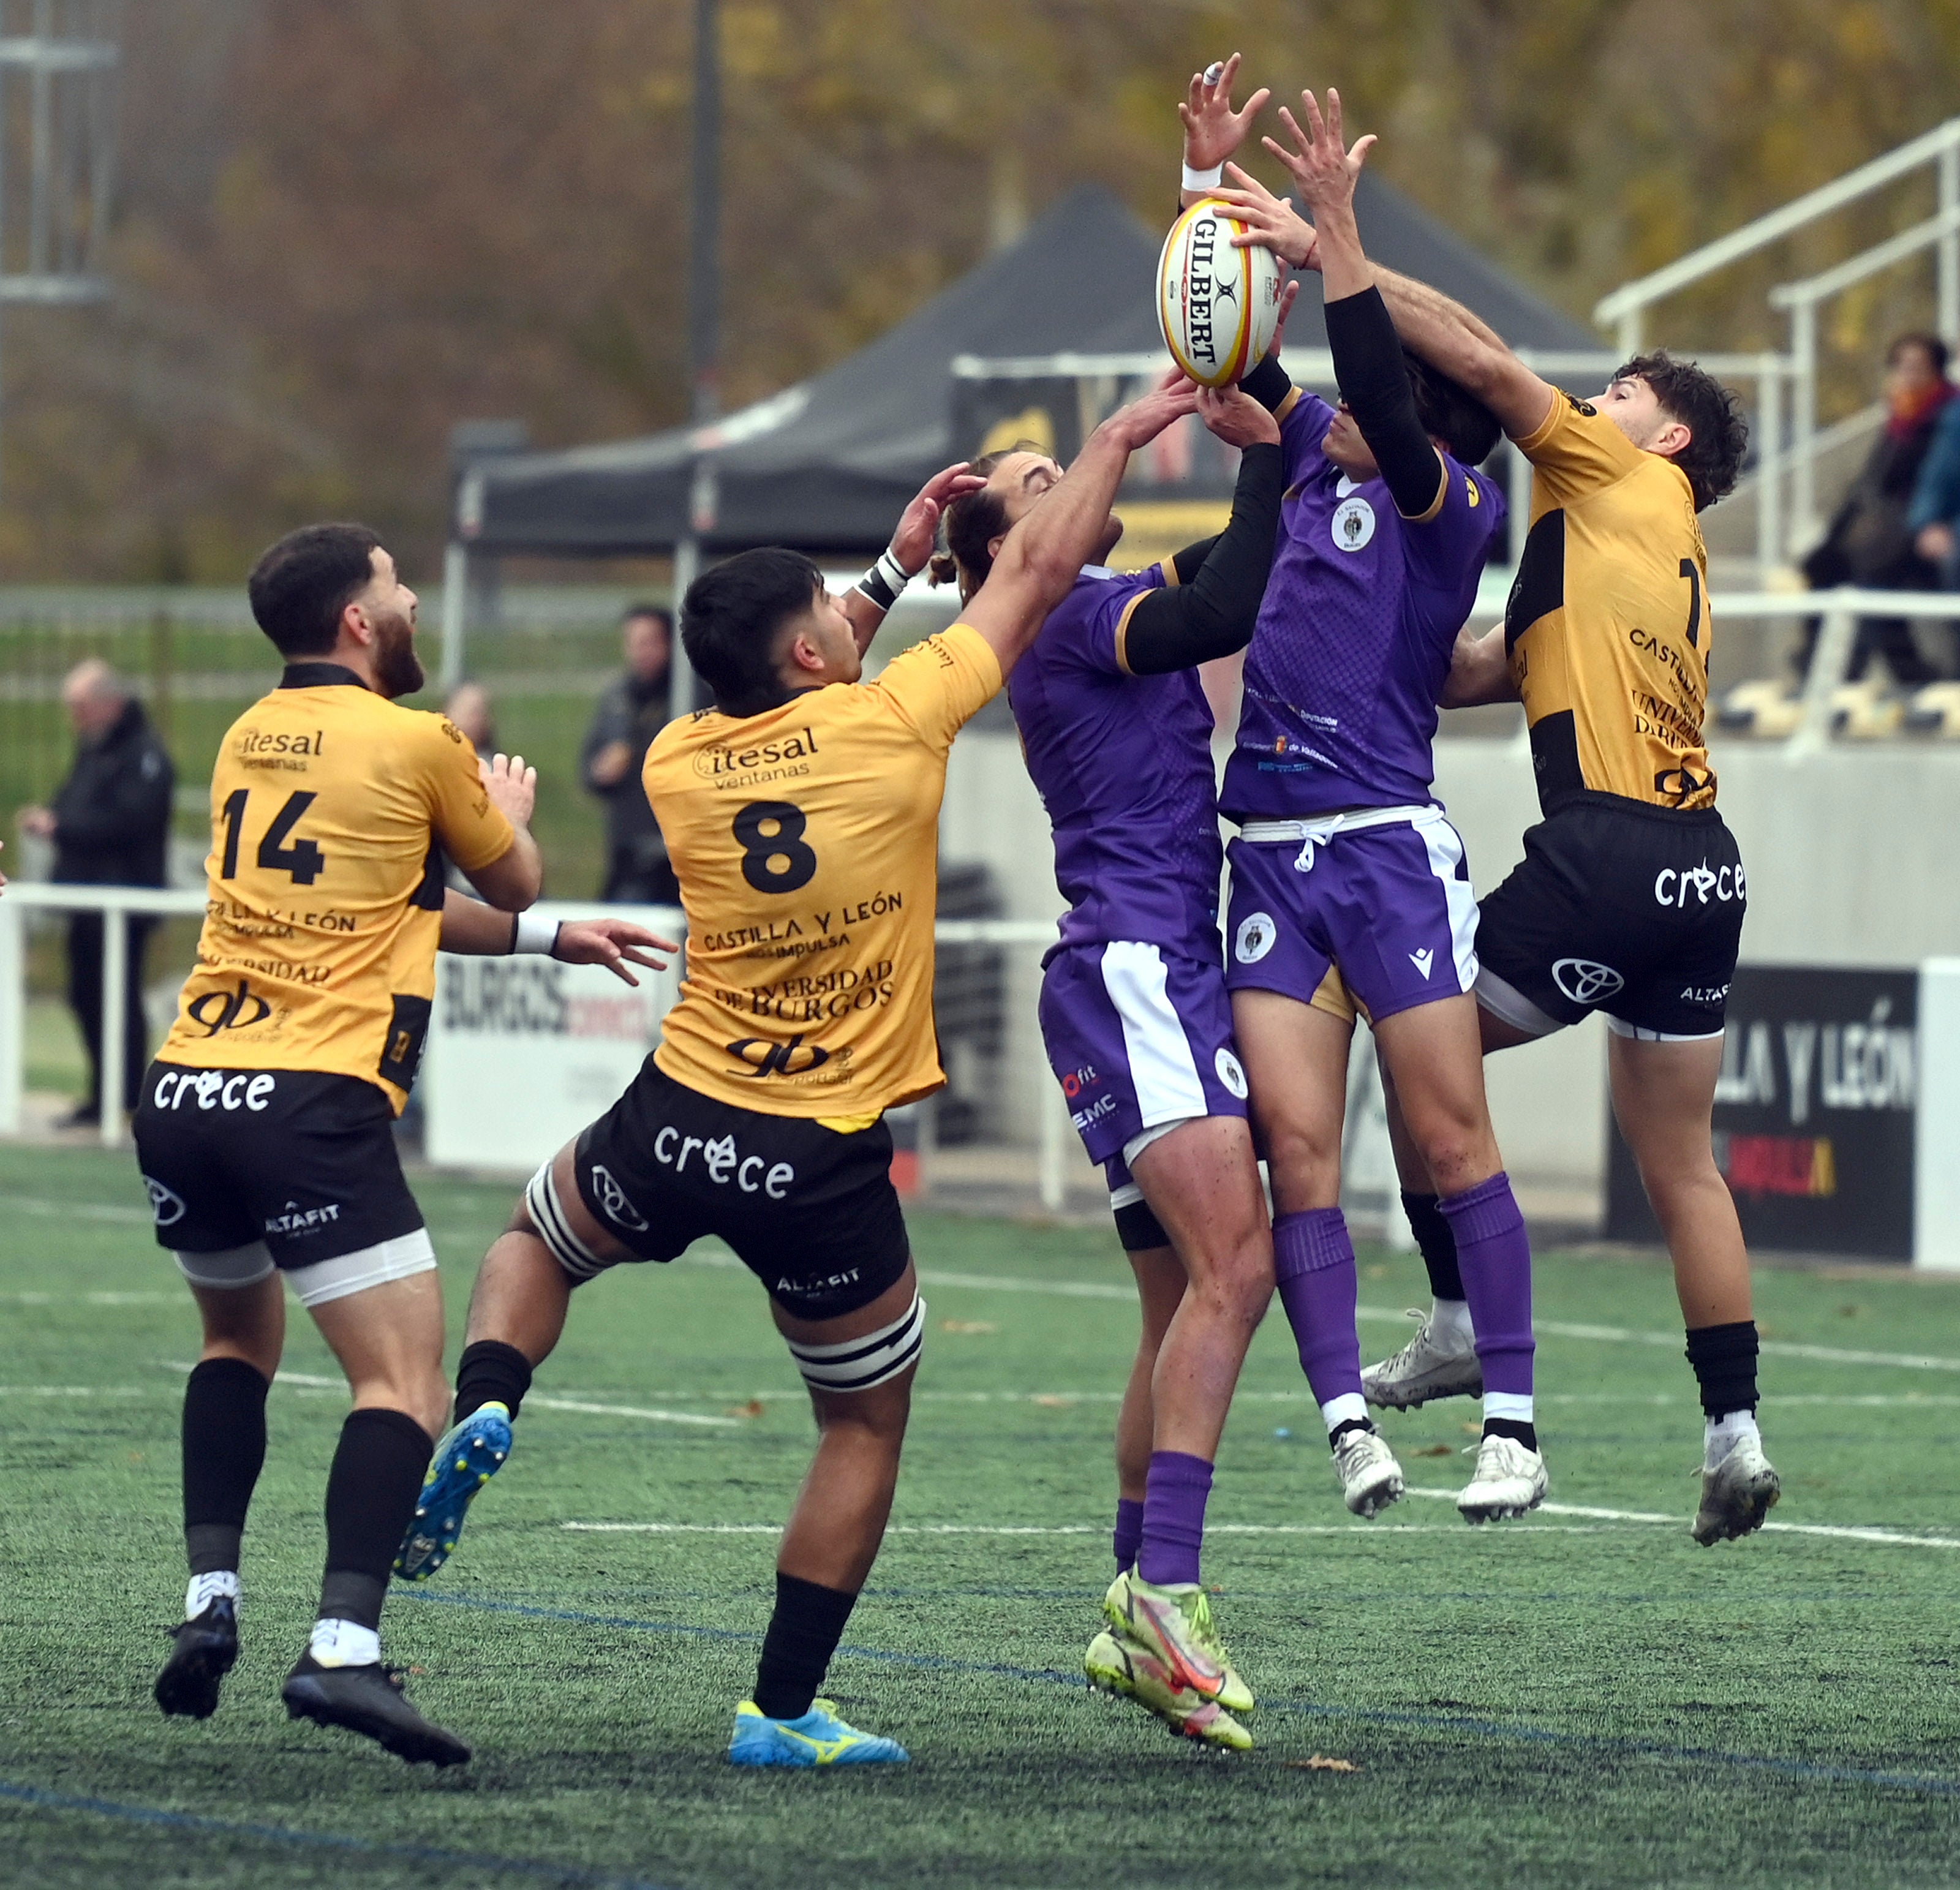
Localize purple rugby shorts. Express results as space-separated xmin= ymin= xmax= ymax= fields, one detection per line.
xmin=1223 ymin=808 xmax=1480 ymax=1025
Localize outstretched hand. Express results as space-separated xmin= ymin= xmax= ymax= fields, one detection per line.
xmin=1179 ymin=53 xmax=1269 ymax=174
xmin=1264 ymin=88 xmax=1375 ymax=214
xmin=1107 ymin=367 xmax=1203 ymax=450
xmin=479 ymin=751 xmax=538 ymax=829
xmin=552 ymin=916 xmax=679 ymax=988
xmin=1196 ymin=385 xmax=1281 ymax=448
xmin=889 ymin=461 xmax=986 ymax=577
xmin=1217 ymin=165 xmax=1319 ymax=271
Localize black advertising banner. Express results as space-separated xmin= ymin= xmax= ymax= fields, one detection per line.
xmin=1606 ymin=965 xmax=1918 ymax=1260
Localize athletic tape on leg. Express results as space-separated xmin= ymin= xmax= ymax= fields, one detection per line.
xmin=526 ymin=1161 xmax=609 ymax=1281
xmin=786 ymin=1296 xmax=925 ymax=1393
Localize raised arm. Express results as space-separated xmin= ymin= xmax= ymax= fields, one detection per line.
xmin=842 ymin=462 xmax=986 ymax=656
xmin=959 ymin=372 xmax=1202 ymax=677
xmin=1178 ymin=53 xmax=1269 ymax=210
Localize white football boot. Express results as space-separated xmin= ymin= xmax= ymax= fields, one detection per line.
xmin=1331 ymin=1425 xmax=1405 ymax=1518
xmin=1693 ymin=1431 xmax=1781 ymax=1545
xmin=1457 ymin=1432 xmax=1548 ymax=1523
xmin=1362 ymin=1308 xmax=1483 ymax=1410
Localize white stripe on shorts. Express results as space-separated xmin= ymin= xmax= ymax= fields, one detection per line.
xmin=785 ymin=1295 xmax=925 ymax=1393
xmin=1416 ymin=815 xmax=1481 ymax=993
xmin=1100 ymin=941 xmax=1208 ymax=1129
xmin=526 ymin=1160 xmax=611 ymax=1281
xmin=284 ymin=1229 xmax=436 ymax=1309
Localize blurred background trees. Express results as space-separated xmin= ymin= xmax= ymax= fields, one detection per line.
xmin=5 ymin=0 xmax=1958 ymax=581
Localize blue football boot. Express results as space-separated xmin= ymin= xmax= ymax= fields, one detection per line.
xmin=727 ymin=1698 xmax=909 ymax=1767
xmin=394 ymin=1402 xmax=511 ymax=1580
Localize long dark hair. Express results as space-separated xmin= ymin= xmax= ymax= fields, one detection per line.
xmin=927 ymin=445 xmax=1044 ymax=600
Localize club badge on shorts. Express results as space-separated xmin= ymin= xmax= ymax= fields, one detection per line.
xmin=1235 ymin=911 xmax=1278 ymax=964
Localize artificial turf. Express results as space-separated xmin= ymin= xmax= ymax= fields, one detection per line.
xmin=5 ymin=1139 xmax=1960 ymax=1888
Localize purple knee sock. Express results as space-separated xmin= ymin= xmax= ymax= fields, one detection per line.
xmin=1136 ymin=1451 xmax=1212 ymax=1587
xmin=1273 ymin=1208 xmax=1365 ymax=1422
xmin=1113 ymin=1496 xmax=1144 ymax=1573
xmin=1438 ymin=1173 xmax=1534 ymax=1402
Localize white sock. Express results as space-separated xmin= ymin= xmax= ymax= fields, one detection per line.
xmin=1320 ymin=1391 xmax=1369 ymax=1434
xmin=185 ymin=1570 xmax=238 ymax=1617
xmin=1430 ymin=1298 xmax=1475 ymax=1348
xmin=1705 ymin=1407 xmax=1760 ymax=1469
xmin=309 ymin=1617 xmax=382 ymax=1669
xmin=1483 ymin=1390 xmax=1534 ymax=1426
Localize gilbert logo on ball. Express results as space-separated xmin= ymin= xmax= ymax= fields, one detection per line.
xmin=1157 ymin=200 xmax=1283 ymax=387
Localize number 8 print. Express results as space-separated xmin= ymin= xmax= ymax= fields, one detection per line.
xmin=733 ymin=800 xmax=818 ymax=894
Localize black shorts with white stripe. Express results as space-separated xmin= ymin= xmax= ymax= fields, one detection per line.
xmin=530 ymin=1059 xmax=911 ymax=1320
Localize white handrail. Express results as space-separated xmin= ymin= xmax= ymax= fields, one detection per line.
xmin=1769 ymin=205 xmax=1960 ymax=310
xmin=1595 ymin=116 xmax=1960 ymax=338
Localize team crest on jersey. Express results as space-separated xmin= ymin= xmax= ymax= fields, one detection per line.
xmin=1331 ymin=495 xmax=1376 ymax=552
xmin=1215 ymin=1048 xmax=1248 ymax=1099
xmin=1235 ymin=911 xmax=1278 ymax=964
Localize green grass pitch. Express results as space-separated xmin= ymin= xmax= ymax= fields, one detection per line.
xmin=6 ymin=1139 xmax=1960 ymax=1888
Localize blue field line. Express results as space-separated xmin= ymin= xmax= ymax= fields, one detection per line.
xmin=0 ymin=1778 xmax=682 ymax=1889
xmin=404 ymin=1588 xmax=1960 ymax=1798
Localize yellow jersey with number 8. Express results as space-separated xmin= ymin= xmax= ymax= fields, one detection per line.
xmin=159 ymin=665 xmax=516 ymax=1109
xmin=646 ymin=625 xmax=1003 ymax=1119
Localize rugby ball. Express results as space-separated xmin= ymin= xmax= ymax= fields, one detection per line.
xmin=1157 ymin=199 xmax=1284 ymax=387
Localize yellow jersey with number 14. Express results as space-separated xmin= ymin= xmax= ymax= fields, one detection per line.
xmin=1506 ymin=392 xmax=1716 ymax=816
xmin=159 ymin=665 xmax=516 ymax=1110
xmin=646 ymin=624 xmax=1003 ymax=1120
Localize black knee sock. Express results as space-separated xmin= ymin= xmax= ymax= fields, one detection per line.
xmin=454 ymin=1339 xmax=533 ymax=1424
xmin=753 ymin=1573 xmax=858 ymax=1721
xmin=318 ymin=1407 xmax=434 ymax=1632
xmin=182 ymin=1357 xmax=270 ymax=1575
xmin=1685 ymin=1320 xmax=1759 ymax=1418
xmin=1402 ymin=1190 xmax=1464 ymax=1301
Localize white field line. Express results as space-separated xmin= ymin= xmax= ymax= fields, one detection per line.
xmin=560 ymin=1520 xmax=1614 ymax=1538
xmin=0 ymin=1194 xmax=150 ymax=1225
xmin=1401 ymin=1486 xmax=1960 ymax=1548
xmin=2 ymin=1291 xmax=173 ymax=1305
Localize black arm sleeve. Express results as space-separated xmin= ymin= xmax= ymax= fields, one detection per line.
xmin=1167 ymin=535 xmax=1219 ymax=586
xmin=1324 ymin=285 xmax=1446 ymax=520
xmin=1238 ymin=351 xmax=1294 ymax=415
xmin=1121 ymin=442 xmax=1284 ymax=676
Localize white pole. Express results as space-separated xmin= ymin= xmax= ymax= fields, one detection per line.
xmin=671 ymin=535 xmax=700 ymax=717
xmin=1038 ymin=1074 xmax=1067 ymax=1213
xmin=1790 ymin=301 xmax=1819 ymax=551
xmin=1787 ymin=604 xmax=1855 ymax=759
xmin=439 ymin=539 xmax=469 ymax=695
xmin=1757 ymin=357 xmax=1784 ymax=574
xmin=99 ymin=902 xmax=126 ymax=1145
xmin=0 ymin=897 xmax=22 ymax=1137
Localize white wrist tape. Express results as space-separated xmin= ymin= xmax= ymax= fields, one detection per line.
xmin=1182 ymin=160 xmax=1224 ymax=191
xmin=513 ymin=912 xmax=560 ymax=956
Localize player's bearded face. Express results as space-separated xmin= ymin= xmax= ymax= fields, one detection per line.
xmin=372 ymin=603 xmax=424 ymax=699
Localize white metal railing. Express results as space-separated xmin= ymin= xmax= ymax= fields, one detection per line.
xmin=1596 ymin=116 xmax=1960 ymax=350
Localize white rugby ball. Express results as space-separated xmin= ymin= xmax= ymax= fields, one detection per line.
xmin=1157 ymin=199 xmax=1284 ymax=387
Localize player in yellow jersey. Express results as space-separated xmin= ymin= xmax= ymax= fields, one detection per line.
xmin=1224 ymin=122 xmax=1773 ymax=1542
xmin=394 ymin=378 xmax=1202 ymax=1766
xmin=137 ymin=523 xmax=670 ymax=1764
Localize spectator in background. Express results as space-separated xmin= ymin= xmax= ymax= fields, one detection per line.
xmin=1910 ymin=379 xmax=1960 ymax=590
xmin=581 ymin=603 xmax=678 ymax=904
xmin=17 ymin=660 xmax=174 ymax=1127
xmin=1797 ymin=332 xmax=1955 ymax=685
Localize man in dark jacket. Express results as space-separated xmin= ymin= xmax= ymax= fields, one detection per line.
xmin=579 ymin=604 xmax=678 ymax=904
xmin=1798 ymin=331 xmax=1956 ymax=683
xmin=20 ymin=660 xmax=175 ymax=1126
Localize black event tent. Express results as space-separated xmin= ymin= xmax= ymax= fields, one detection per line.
xmin=456 ymin=181 xmax=1598 ymax=560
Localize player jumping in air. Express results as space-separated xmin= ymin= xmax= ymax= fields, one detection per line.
xmin=140 ymin=525 xmax=668 ymax=1764
xmin=935 ymin=327 xmax=1288 ymax=1750
xmin=1197 ymin=75 xmax=1542 ymax=1519
xmin=1229 ymin=92 xmax=1772 ymax=1544
xmin=391 ymin=384 xmax=1204 ymax=1766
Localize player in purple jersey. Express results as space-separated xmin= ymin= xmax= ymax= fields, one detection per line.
xmin=1195 ymin=76 xmax=1547 ymax=1523
xmin=933 ymin=360 xmax=1296 ymax=1751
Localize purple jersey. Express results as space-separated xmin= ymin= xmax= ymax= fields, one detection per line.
xmin=1223 ymin=390 xmax=1505 ymax=819
xmin=1008 ymin=564 xmax=1224 ymax=957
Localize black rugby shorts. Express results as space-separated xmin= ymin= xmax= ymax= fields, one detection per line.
xmin=564 ymin=1060 xmax=910 ymax=1319
xmin=133 ymin=1063 xmax=424 ymax=1267
xmin=1474 ymin=794 xmax=1745 ymax=1040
